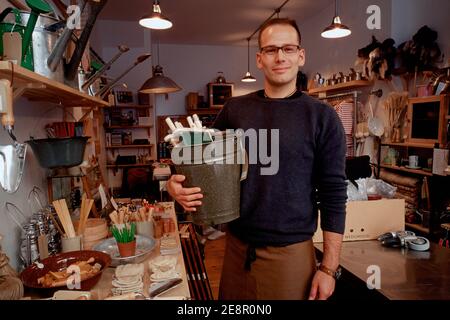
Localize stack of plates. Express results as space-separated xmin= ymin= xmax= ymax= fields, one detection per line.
xmin=148 ymin=255 xmax=180 ymax=282
xmin=111 ymin=263 xmax=144 ymax=296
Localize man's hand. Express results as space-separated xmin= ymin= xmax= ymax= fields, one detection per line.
xmin=166 ymin=175 xmax=203 ymax=212
xmin=308 ymin=270 xmax=335 ymax=300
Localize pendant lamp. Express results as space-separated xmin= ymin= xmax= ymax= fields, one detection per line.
xmin=139 ymin=41 xmax=181 ymax=94
xmin=321 ymin=0 xmax=351 ymax=39
xmin=241 ymin=38 xmax=256 ymax=83
xmin=139 ymin=0 xmax=173 ymax=30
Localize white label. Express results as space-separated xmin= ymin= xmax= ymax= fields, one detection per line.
xmin=2 ymin=32 xmax=22 ymax=64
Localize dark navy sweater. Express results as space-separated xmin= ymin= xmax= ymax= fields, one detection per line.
xmin=213 ymin=90 xmax=347 ymax=246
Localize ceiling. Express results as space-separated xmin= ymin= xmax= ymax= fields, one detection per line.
xmin=98 ymin=0 xmax=333 ymax=46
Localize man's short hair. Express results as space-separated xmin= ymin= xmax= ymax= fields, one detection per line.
xmin=258 ymin=18 xmax=302 ymax=48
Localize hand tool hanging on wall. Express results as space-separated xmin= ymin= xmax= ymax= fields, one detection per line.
xmin=46 ymin=0 xmax=88 ymax=72
xmin=64 ymin=0 xmax=108 ymax=80
xmin=96 ymin=53 xmax=152 ymax=98
xmin=46 ymin=0 xmax=108 ymax=80
xmin=0 ymin=78 xmax=27 ymax=193
xmin=82 ymin=45 xmax=130 ymax=90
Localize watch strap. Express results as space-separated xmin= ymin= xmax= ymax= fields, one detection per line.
xmin=318 ymin=264 xmax=339 ymax=279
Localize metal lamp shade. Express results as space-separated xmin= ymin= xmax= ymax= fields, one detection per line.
xmin=139 ymin=65 xmax=181 ymax=94
xmin=139 ymin=13 xmax=173 ymax=30
xmin=139 ymin=1 xmax=173 ymax=30
xmin=241 ymin=72 xmax=256 ymax=83
xmin=321 ymin=16 xmax=351 ymax=38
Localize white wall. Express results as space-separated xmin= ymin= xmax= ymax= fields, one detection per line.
xmin=0 ymin=100 xmax=63 ymax=270
xmin=300 ymin=0 xmax=392 ymax=79
xmin=392 ymin=0 xmax=450 ymax=63
xmin=0 ymin=0 xmax=64 ymax=270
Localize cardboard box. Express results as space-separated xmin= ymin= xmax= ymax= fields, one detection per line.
xmin=313 ymin=199 xmax=405 ymax=243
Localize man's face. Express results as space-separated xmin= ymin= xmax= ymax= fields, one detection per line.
xmin=256 ymin=24 xmax=305 ymax=88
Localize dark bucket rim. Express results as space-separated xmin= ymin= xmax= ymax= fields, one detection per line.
xmin=25 ymin=136 xmax=90 ymax=144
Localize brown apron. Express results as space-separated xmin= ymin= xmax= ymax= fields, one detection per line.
xmin=219 ymin=232 xmax=317 ymax=300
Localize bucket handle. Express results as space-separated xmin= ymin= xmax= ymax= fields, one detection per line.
xmin=28 ymin=186 xmax=45 ymax=214
xmin=4 ymin=202 xmax=27 ymax=230
xmin=237 ymin=135 xmax=248 ymax=181
xmin=0 ymin=8 xmax=22 ymax=25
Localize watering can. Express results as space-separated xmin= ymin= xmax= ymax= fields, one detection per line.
xmin=0 ymin=0 xmax=52 ymax=71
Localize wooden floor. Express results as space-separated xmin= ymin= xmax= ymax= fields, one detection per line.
xmin=203 ymin=236 xmax=226 ymax=300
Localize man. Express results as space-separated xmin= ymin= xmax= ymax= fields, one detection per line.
xmin=167 ymin=18 xmax=347 ymax=300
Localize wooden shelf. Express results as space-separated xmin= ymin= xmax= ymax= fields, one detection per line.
xmin=106 ymin=144 xmax=153 ymax=149
xmin=110 ymin=105 xmax=153 ymax=109
xmin=308 ymin=80 xmax=373 ymax=95
xmin=105 ymin=125 xmax=153 ymax=129
xmin=405 ymin=222 xmax=430 ymax=234
xmin=187 ymin=108 xmax=222 ymax=115
xmin=381 ymin=142 xmax=435 ymax=149
xmin=446 ymin=115 xmax=450 ymax=120
xmin=106 ymin=164 xmax=153 ymax=169
xmin=380 ymin=164 xmax=433 ymax=176
xmin=0 ymin=61 xmax=109 ymax=107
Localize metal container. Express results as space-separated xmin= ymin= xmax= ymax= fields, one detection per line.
xmin=93 ymin=235 xmax=156 ymax=267
xmin=18 ymin=12 xmax=64 ymax=83
xmin=26 ymin=136 xmax=89 ymax=169
xmin=172 ymin=133 xmax=248 ymax=225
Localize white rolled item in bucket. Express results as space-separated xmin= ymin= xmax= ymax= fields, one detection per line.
xmin=172 ymin=131 xmax=248 ymax=225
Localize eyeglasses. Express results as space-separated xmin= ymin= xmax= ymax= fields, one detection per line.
xmin=260 ymin=45 xmax=300 ymax=56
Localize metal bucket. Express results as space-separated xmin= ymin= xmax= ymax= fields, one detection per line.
xmin=0 ymin=10 xmax=64 ymax=82
xmin=26 ymin=136 xmax=89 ymax=169
xmin=172 ymin=132 xmax=248 ymax=225
xmin=19 ymin=12 xmax=64 ymax=82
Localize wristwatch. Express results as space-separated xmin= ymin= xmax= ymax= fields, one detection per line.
xmin=318 ymin=264 xmax=342 ymax=280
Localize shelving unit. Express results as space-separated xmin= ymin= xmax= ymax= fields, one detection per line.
xmin=381 ymin=142 xmax=435 ymax=149
xmin=105 ymin=125 xmax=153 ymax=129
xmin=0 ymin=61 xmax=109 ymax=108
xmin=104 ymin=104 xmax=156 ymax=172
xmin=308 ymin=80 xmax=373 ymax=95
xmin=186 ymin=108 xmax=220 ymax=128
xmin=379 ymin=94 xmax=450 ymax=237
xmin=106 ymin=164 xmax=153 ymax=168
xmin=106 ymin=144 xmax=153 ymax=149
xmin=186 ymin=108 xmax=222 ymax=115
xmin=379 ymin=164 xmax=432 ymax=176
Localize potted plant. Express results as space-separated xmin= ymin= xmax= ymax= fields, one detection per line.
xmin=111 ymin=223 xmax=136 ymax=257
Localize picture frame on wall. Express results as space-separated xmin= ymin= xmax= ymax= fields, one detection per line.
xmin=208 ymin=83 xmax=234 ymax=108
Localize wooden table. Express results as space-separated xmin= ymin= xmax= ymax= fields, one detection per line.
xmin=91 ymin=202 xmax=190 ymax=300
xmin=24 ymin=202 xmax=190 ymax=300
xmin=315 ymin=240 xmax=450 ymax=300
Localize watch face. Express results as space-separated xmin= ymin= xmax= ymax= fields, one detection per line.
xmin=335 ymin=267 xmax=342 ymax=280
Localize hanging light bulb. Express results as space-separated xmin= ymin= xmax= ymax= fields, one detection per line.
xmin=139 ymin=0 xmax=173 ymax=30
xmin=321 ymin=0 xmax=351 ymax=39
xmin=241 ymin=38 xmax=256 ymax=83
